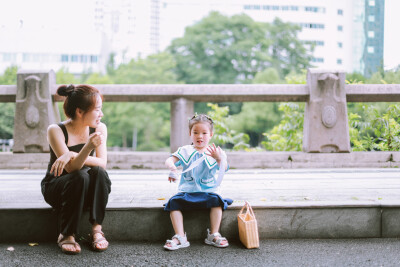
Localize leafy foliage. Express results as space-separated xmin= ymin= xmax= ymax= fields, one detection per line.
xmin=349 ymin=104 xmax=400 ymax=151
xmin=207 ymin=103 xmax=250 ymax=151
xmin=261 ymin=103 xmax=304 ymax=151
xmin=169 ymin=12 xmax=311 ymax=84
xmin=0 ymin=66 xmax=17 ymax=138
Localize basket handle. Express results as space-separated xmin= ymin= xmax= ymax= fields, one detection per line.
xmin=239 ymin=201 xmax=255 ymax=218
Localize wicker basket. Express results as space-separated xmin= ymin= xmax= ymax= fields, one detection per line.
xmin=237 ymin=201 xmax=259 ymax=249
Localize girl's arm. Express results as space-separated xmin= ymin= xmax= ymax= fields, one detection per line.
xmin=165 ymin=156 xmax=179 ymax=182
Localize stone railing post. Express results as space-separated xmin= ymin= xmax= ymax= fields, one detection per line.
xmin=170 ymin=98 xmax=194 ymax=152
xmin=303 ymin=69 xmax=351 ymax=152
xmin=13 ymin=70 xmax=60 ymax=153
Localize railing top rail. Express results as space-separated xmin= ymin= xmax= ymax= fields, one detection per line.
xmin=1 ymin=83 xmax=400 ymax=102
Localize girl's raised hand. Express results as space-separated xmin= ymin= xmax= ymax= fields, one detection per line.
xmin=205 ymin=143 xmax=222 ymax=161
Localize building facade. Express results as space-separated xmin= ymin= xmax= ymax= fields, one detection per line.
xmin=159 ymin=0 xmax=384 ymax=76
xmin=0 ymin=0 xmax=384 ymax=76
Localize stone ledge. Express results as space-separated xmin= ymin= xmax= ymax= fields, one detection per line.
xmin=0 ymin=151 xmax=399 ymax=169
xmin=0 ymin=206 xmax=391 ymax=242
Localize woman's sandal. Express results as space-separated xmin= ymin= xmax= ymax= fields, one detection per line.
xmin=164 ymin=233 xmax=190 ymax=251
xmin=57 ymin=235 xmax=81 ymax=255
xmin=204 ymin=229 xmax=229 ymax=248
xmin=91 ymin=230 xmax=109 ymax=252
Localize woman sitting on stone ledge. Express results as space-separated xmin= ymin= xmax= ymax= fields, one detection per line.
xmin=40 ymin=84 xmax=111 ymax=255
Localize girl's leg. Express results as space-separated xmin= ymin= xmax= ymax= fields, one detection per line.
xmin=167 ymin=210 xmax=185 ymax=246
xmin=210 ymin=207 xmax=228 ymax=246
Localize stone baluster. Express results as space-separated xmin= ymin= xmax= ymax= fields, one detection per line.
xmin=170 ymin=98 xmax=194 ymax=152
xmin=13 ymin=70 xmax=60 ymax=153
xmin=303 ymin=69 xmax=351 ymax=152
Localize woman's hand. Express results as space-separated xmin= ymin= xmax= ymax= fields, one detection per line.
xmin=205 ymin=143 xmax=222 ymax=162
xmin=87 ymin=132 xmax=104 ymax=150
xmin=50 ymin=151 xmax=76 ymax=177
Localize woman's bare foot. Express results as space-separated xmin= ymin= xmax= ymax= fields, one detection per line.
xmin=57 ymin=234 xmax=81 ymax=254
xmin=92 ymin=224 xmax=109 ymax=251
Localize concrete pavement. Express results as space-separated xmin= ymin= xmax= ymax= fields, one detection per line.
xmin=1 ymin=168 xmax=400 ymax=242
xmin=2 ymin=239 xmax=400 ymax=267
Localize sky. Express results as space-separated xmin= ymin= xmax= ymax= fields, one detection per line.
xmin=0 ymin=0 xmax=399 ymax=70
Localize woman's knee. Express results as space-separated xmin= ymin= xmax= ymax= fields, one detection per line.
xmin=68 ymin=169 xmax=90 ymax=186
xmin=90 ymin=166 xmax=111 ymax=189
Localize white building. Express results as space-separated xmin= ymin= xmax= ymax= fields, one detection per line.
xmin=94 ymin=0 xmax=161 ymax=64
xmin=0 ymin=0 xmax=109 ymax=75
xmin=0 ymin=26 xmax=107 ymax=75
xmin=0 ymin=0 xmax=383 ymax=76
xmin=158 ymin=0 xmax=384 ymax=75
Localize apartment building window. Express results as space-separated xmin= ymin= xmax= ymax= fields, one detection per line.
xmin=369 ymin=0 xmax=375 ymax=6
xmin=337 ymin=9 xmax=343 ymax=15
xmin=23 ymin=53 xmax=32 ymax=62
xmin=80 ymin=55 xmax=88 ymax=63
xmin=337 ymin=25 xmax=343 ymax=31
xmin=337 ymin=59 xmax=342 ymax=65
xmin=368 ymin=31 xmax=375 ymax=38
xmin=253 ymin=5 xmax=261 ymax=10
xmin=338 ymin=42 xmax=343 ymax=48
xmin=300 ymin=23 xmax=325 ymax=29
xmin=311 ymin=57 xmax=324 ymax=63
xmin=368 ymin=15 xmax=375 ymax=22
xmin=2 ymin=53 xmax=16 ymax=62
xmin=61 ymin=55 xmax=69 ymax=62
xmin=367 ymin=46 xmax=375 ymax=53
xmin=71 ymin=55 xmax=79 ymax=62
xmin=90 ymin=55 xmax=98 ymax=63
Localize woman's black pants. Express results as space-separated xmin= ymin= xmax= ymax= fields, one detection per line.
xmin=43 ymin=166 xmax=111 ymax=236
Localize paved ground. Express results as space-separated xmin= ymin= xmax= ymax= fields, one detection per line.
xmin=1 ymin=168 xmax=400 ymax=209
xmin=1 ymin=238 xmax=400 ymax=267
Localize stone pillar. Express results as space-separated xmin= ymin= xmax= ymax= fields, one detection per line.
xmin=170 ymin=98 xmax=194 ymax=152
xmin=13 ymin=70 xmax=60 ymax=153
xmin=303 ymin=69 xmax=351 ymax=152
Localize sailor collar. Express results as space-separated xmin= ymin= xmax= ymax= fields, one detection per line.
xmin=175 ymin=145 xmax=217 ymax=169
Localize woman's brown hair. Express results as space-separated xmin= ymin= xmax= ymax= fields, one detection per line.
xmin=57 ymin=84 xmax=103 ymax=119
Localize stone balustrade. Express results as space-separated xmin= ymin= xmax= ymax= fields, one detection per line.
xmin=1 ymin=69 xmax=400 ymax=154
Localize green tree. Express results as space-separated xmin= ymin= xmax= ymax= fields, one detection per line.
xmin=253 ymin=67 xmax=283 ymax=84
xmin=0 ymin=66 xmax=18 ymax=139
xmin=260 ymin=71 xmax=306 ymax=151
xmin=85 ymin=73 xmax=113 ymax=84
xmin=169 ymin=12 xmax=311 ymax=84
xmin=207 ymin=103 xmax=249 ymax=150
xmin=112 ymin=52 xmax=180 ymax=84
xmin=56 ymin=67 xmax=79 ymax=84
xmin=101 ymin=52 xmax=179 ymax=150
xmin=346 ymin=72 xmax=366 ymax=84
xmin=262 ymin=103 xmax=304 ymax=151
xmin=267 ymin=18 xmax=312 ymax=77
xmin=229 ymin=67 xmax=282 ymax=146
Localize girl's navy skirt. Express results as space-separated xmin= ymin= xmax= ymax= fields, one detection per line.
xmin=164 ymin=192 xmax=233 ymax=211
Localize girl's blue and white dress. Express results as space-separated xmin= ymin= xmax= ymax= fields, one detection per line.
xmin=164 ymin=145 xmax=233 ymax=211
